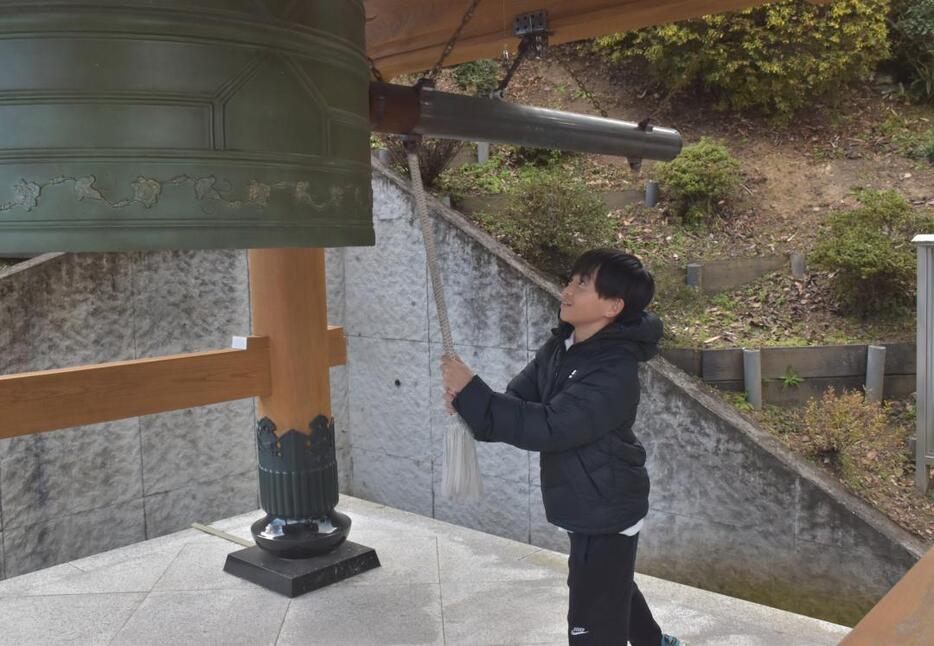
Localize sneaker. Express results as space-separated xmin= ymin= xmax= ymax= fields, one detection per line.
xmin=661 ymin=635 xmax=683 ymax=646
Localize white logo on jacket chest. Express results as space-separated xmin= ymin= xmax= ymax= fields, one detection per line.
xmin=567 ymin=369 xmax=577 ymax=379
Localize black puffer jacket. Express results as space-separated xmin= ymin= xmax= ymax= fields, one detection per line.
xmin=452 ymin=310 xmax=663 ymax=534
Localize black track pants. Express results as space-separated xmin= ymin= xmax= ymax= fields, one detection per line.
xmin=567 ymin=532 xmax=663 ymax=646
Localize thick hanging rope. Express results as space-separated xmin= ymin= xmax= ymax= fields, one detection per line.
xmin=406 ymin=144 xmax=484 ymax=501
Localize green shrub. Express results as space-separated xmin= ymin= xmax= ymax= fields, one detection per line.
xmin=479 ymin=168 xmax=616 ymax=277
xmin=436 ymin=152 xmax=516 ymax=200
xmin=908 ymin=128 xmax=934 ymax=162
xmin=800 ymin=388 xmax=908 ymax=488
xmin=594 ymin=0 xmax=890 ymax=118
xmin=451 ymin=59 xmax=500 ymax=96
xmin=655 ymin=138 xmax=741 ymax=225
xmin=384 ymin=136 xmax=464 ymax=189
xmin=505 ymin=146 xmax=568 ymax=167
xmin=436 ymin=145 xmax=573 ymax=201
xmin=890 ymin=0 xmax=934 ymax=102
xmin=811 ymin=189 xmax=934 ymax=316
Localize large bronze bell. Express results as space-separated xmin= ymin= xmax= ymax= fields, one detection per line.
xmin=0 ymin=1 xmax=374 ymax=253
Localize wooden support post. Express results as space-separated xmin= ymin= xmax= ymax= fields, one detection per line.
xmin=246 ymin=247 xmax=350 ymax=557
xmin=249 ymin=247 xmax=331 ymax=435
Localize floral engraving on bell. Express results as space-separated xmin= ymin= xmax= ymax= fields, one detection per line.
xmin=247 ymin=180 xmax=271 ymax=206
xmin=9 ymin=180 xmax=40 ymax=211
xmin=0 ymin=175 xmax=367 ymax=213
xmin=74 ymin=176 xmax=105 ymax=201
xmin=131 ymin=177 xmax=162 ymax=208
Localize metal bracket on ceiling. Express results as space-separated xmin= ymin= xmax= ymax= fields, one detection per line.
xmin=491 ymin=10 xmax=550 ymax=99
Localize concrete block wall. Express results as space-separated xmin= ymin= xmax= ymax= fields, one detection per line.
xmin=341 ymin=163 xmax=925 ymax=626
xmin=0 ymin=249 xmax=351 ymax=579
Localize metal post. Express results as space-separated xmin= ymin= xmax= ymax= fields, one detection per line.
xmin=686 ymin=263 xmax=703 ymax=289
xmin=743 ymin=349 xmax=762 ymax=410
xmin=645 ymin=180 xmax=659 ymax=208
xmin=791 ymin=252 xmax=807 ymax=280
xmin=476 ymin=141 xmax=490 ymax=164
xmin=865 ymin=345 xmax=886 ymax=404
xmin=914 ymin=234 xmax=934 ymax=493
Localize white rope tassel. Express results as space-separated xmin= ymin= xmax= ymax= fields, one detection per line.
xmin=406 ymin=148 xmax=484 ymax=502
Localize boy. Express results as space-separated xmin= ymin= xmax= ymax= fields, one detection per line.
xmin=441 ymin=248 xmax=682 ymax=646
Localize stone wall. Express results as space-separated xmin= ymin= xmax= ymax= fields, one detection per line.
xmin=342 ymin=162 xmax=925 ymax=626
xmin=0 ymin=249 xmax=352 ymax=579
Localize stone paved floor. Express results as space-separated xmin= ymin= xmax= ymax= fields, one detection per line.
xmin=0 ymin=495 xmax=850 ymax=645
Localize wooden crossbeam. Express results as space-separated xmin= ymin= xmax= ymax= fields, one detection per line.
xmin=365 ymin=0 xmax=825 ymax=79
xmin=0 ymin=325 xmax=347 ymax=439
xmin=840 ymin=546 xmax=934 ymax=645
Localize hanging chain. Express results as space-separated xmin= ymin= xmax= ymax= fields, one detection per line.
xmin=551 ymin=47 xmax=608 ymax=118
xmin=367 ymin=55 xmax=385 ymax=83
xmin=646 ymin=85 xmax=677 ymax=123
xmin=490 ymin=36 xmax=532 ymax=98
xmin=425 ymin=0 xmax=484 ymax=82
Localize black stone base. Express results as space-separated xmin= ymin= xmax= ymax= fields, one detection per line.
xmin=223 ymin=541 xmax=380 ymax=598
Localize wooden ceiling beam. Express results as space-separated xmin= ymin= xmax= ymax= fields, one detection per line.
xmin=366 ymin=0 xmax=781 ymax=79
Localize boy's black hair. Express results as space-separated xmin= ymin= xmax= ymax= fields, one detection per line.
xmin=565 ymin=248 xmax=655 ymax=324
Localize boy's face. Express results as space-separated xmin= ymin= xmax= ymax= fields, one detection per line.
xmin=559 ymin=267 xmax=624 ymax=327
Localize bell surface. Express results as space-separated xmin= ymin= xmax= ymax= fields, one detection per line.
xmin=0 ymin=1 xmax=374 ymax=253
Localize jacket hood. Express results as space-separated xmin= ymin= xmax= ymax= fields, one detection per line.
xmin=550 ymin=309 xmax=663 ymax=362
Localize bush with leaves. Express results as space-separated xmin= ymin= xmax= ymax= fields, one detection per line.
xmin=800 ymin=388 xmax=908 ymax=489
xmin=655 ymin=138 xmax=741 ymax=225
xmin=889 ymin=0 xmax=934 ymax=102
xmin=382 ymin=136 xmax=464 ymax=189
xmin=505 ymin=146 xmax=569 ymax=167
xmin=811 ymin=189 xmax=934 ymax=316
xmin=436 ymin=145 xmax=573 ymax=202
xmin=452 ymin=59 xmax=500 ymax=96
xmin=594 ymin=0 xmax=890 ymax=118
xmin=909 ymin=128 xmax=934 ymax=162
xmin=478 ymin=167 xmax=616 ymax=278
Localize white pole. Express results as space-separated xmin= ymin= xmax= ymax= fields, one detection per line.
xmin=914 ymin=234 xmax=934 ymax=493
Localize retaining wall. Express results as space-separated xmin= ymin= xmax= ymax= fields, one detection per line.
xmin=342 ymin=161 xmax=925 ymax=626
